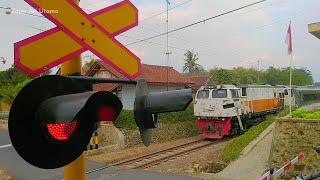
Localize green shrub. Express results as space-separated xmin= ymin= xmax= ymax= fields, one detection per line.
xmin=292 ymin=109 xmax=320 ymax=120
xmin=114 ymin=110 xmax=136 ymax=129
xmin=114 ymin=105 xmax=194 ymax=130
xmin=292 ymin=109 xmax=307 ymax=118
xmin=158 ymin=105 xmax=194 ymax=124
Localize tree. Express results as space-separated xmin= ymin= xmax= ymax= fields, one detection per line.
xmin=261 ymin=67 xmax=313 ymax=86
xmin=209 ymin=68 xmax=237 ymax=84
xmin=182 ymin=50 xmax=204 ymax=75
xmin=233 ymin=67 xmax=259 ymax=84
xmin=0 ymin=79 xmax=30 ymax=104
xmin=208 ymin=66 xmax=313 ymax=86
xmin=0 ymin=67 xmax=31 ymax=104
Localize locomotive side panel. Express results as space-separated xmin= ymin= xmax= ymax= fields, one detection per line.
xmin=241 ymin=86 xmax=280 ymax=114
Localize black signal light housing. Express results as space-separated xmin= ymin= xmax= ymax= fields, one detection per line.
xmin=9 ymin=75 xmax=123 ymax=169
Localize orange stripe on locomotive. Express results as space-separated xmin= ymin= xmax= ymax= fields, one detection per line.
xmin=242 ymin=98 xmax=279 ymax=113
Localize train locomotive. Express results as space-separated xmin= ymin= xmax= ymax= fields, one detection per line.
xmin=194 ymin=84 xmax=320 ymax=139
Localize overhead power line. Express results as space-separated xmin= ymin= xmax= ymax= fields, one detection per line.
xmin=139 ymin=0 xmax=192 ymax=23
xmin=126 ymin=0 xmax=267 ymax=46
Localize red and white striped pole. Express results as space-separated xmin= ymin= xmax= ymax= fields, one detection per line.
xmin=258 ymin=153 xmax=303 ymax=180
xmin=259 ymin=171 xmax=271 ymax=180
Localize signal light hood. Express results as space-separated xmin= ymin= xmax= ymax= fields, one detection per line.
xmin=9 ymin=75 xmax=123 ymax=169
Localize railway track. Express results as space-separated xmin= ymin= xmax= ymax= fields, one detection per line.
xmin=109 ymin=138 xmax=226 ymax=169
xmin=86 ymin=137 xmax=229 ymax=174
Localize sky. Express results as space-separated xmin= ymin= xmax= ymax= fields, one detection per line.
xmin=0 ymin=0 xmax=319 ymax=82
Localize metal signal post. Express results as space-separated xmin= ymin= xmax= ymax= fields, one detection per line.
xmin=61 ymin=0 xmax=85 ymax=179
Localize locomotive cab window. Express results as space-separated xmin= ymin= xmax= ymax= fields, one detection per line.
xmin=196 ymin=90 xmax=210 ymax=99
xmin=230 ymin=89 xmax=239 ymax=98
xmin=241 ymin=88 xmax=247 ymax=97
xmin=212 ymin=89 xmax=227 ymax=98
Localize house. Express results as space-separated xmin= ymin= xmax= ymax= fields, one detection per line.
xmin=85 ymin=61 xmax=194 ymax=110
xmin=188 ymin=75 xmax=210 ymax=94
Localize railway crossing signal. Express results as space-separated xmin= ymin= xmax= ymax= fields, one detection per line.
xmin=8 ymin=75 xmax=193 ymax=169
xmin=14 ymin=0 xmax=140 ymax=78
xmin=135 ymin=79 xmax=193 ymax=146
xmin=9 ymin=75 xmax=123 ymax=169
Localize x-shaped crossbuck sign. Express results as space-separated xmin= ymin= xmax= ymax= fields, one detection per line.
xmin=14 ymin=0 xmax=141 ymax=79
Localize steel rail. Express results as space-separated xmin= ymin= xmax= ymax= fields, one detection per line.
xmin=86 ymin=137 xmax=228 ymax=174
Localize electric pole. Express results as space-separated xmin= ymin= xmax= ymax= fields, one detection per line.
xmin=257 ymin=60 xmax=260 ymax=84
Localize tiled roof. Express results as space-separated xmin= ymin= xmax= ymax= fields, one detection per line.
xmin=86 ymin=61 xmax=194 ymax=85
xmin=140 ymin=64 xmax=193 ymax=85
xmin=189 ymin=76 xmax=209 ymax=88
xmin=85 ymin=61 xmax=125 ymax=78
xmin=93 ymin=83 xmax=119 ymax=92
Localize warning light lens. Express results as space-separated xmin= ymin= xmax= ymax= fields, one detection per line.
xmin=46 ymin=121 xmax=78 ymax=141
xmin=97 ymin=107 xmax=115 ymax=122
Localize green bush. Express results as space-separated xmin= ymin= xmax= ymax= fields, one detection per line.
xmin=158 ymin=105 xmax=194 ymax=124
xmin=292 ymin=109 xmax=320 ymax=120
xmin=114 ymin=105 xmax=195 ymax=130
xmin=114 ymin=110 xmax=136 ymax=129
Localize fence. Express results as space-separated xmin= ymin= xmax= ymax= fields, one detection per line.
xmin=259 ymin=152 xmax=303 ymax=180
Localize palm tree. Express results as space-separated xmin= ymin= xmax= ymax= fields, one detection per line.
xmin=182 ymin=50 xmax=204 ymax=75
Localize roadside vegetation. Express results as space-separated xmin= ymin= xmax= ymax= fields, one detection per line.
xmin=220 ymin=116 xmax=275 ymax=162
xmin=217 ymin=109 xmax=289 ymax=169
xmin=292 ymin=109 xmax=320 ymax=119
xmin=0 ymin=67 xmax=31 ymax=107
xmin=116 ymin=105 xmax=198 ymax=147
xmin=115 ymin=105 xmax=194 ymax=129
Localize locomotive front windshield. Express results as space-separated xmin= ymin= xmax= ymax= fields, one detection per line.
xmin=197 ymin=90 xmax=210 ymax=99
xmin=212 ymin=89 xmax=227 ymax=98
xmin=230 ymin=89 xmax=240 ymax=98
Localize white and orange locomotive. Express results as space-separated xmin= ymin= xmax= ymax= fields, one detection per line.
xmin=194 ymin=84 xmax=287 ymax=139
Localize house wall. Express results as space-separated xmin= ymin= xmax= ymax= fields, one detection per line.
xmin=94 ymin=70 xmax=115 ymax=78
xmin=121 ymin=84 xmax=186 ymax=110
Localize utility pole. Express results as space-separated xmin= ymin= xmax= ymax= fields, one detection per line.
xmin=257 ymin=60 xmax=260 ymax=84
xmin=165 ymin=0 xmax=171 ymax=91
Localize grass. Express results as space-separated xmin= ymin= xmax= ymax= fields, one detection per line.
xmin=277 ymin=107 xmax=297 ymax=117
xmin=220 ymin=117 xmax=276 ymax=162
xmin=114 ymin=105 xmax=194 ymax=130
xmin=292 ymin=109 xmax=320 ymax=120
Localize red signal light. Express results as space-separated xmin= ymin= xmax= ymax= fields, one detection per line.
xmin=46 ymin=121 xmax=78 ymax=141
xmin=97 ymin=106 xmax=115 ymax=122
